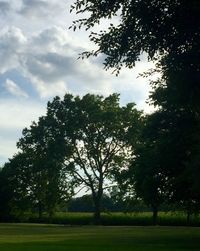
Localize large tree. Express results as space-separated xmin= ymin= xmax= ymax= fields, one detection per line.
xmin=148 ymin=51 xmax=200 ymax=221
xmin=71 ymin=0 xmax=200 ymax=218
xmin=47 ymin=93 xmax=142 ymax=223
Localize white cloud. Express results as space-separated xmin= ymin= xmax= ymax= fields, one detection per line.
xmin=15 ymin=26 xmax=118 ymax=98
xmin=0 ymin=137 xmax=19 ymax=165
xmin=31 ymin=78 xmax=68 ymax=99
xmin=24 ymin=26 xmax=154 ymax=103
xmin=0 ymin=10 xmax=154 ymax=104
xmin=0 ymin=26 xmax=27 ymax=73
xmin=4 ymin=78 xmax=28 ymax=98
xmin=0 ymin=98 xmax=46 ymax=164
xmin=19 ymin=0 xmax=64 ymax=19
xmin=0 ymin=99 xmax=46 ymax=130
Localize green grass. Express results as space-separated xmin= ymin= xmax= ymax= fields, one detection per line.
xmin=0 ymin=224 xmax=200 ymax=251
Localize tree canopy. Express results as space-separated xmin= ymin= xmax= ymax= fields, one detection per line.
xmin=47 ymin=93 xmax=142 ymax=223
xmin=71 ymin=0 xmax=200 ymax=72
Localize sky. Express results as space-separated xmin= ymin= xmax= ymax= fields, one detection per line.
xmin=0 ymin=0 xmax=155 ymax=165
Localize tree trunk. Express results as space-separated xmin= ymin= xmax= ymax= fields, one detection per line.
xmin=152 ymin=207 xmax=158 ymax=225
xmin=38 ymin=201 xmax=42 ymax=219
xmin=187 ymin=211 xmax=191 ymax=225
xmin=48 ymin=207 xmax=54 ymax=221
xmin=93 ymin=198 xmax=101 ymax=225
xmin=92 ymin=173 xmax=103 ymax=225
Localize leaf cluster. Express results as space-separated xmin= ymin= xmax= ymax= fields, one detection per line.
xmin=70 ymin=0 xmax=200 ymax=72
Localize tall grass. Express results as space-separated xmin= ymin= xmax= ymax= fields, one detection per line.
xmin=25 ymin=211 xmax=200 ymax=226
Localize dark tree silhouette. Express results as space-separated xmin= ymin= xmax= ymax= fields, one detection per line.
xmin=71 ymin=0 xmax=200 ymax=72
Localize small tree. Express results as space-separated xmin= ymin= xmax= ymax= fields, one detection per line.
xmin=0 ymin=153 xmax=34 ymax=218
xmin=47 ymin=93 xmax=142 ymax=224
xmin=0 ymin=164 xmax=18 ymax=220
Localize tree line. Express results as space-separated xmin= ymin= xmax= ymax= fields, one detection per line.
xmin=0 ymin=92 xmax=200 ymax=224
xmin=0 ymin=0 xmax=200 ymax=225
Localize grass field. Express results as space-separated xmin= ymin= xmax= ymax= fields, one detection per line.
xmin=0 ymin=224 xmax=200 ymax=251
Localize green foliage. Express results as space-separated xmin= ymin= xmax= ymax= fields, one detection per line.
xmin=147 ymin=50 xmax=200 ymax=217
xmin=71 ymin=0 xmax=200 ymax=72
xmin=0 ymin=166 xmax=17 ymax=220
xmin=0 ymin=93 xmax=142 ymax=223
xmin=46 ymin=93 xmax=142 ymax=223
xmin=131 ymin=113 xmax=169 ymax=224
xmin=6 ymin=108 xmax=74 ymax=218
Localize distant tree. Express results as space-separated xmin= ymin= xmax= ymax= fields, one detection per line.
xmin=47 ymin=93 xmax=142 ymax=224
xmin=68 ymin=195 xmax=94 ymax=212
xmin=68 ymin=194 xmax=119 ymax=212
xmin=109 ymin=186 xmax=149 ymax=213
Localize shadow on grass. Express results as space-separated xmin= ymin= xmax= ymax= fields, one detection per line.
xmin=0 ymin=226 xmax=200 ymax=251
